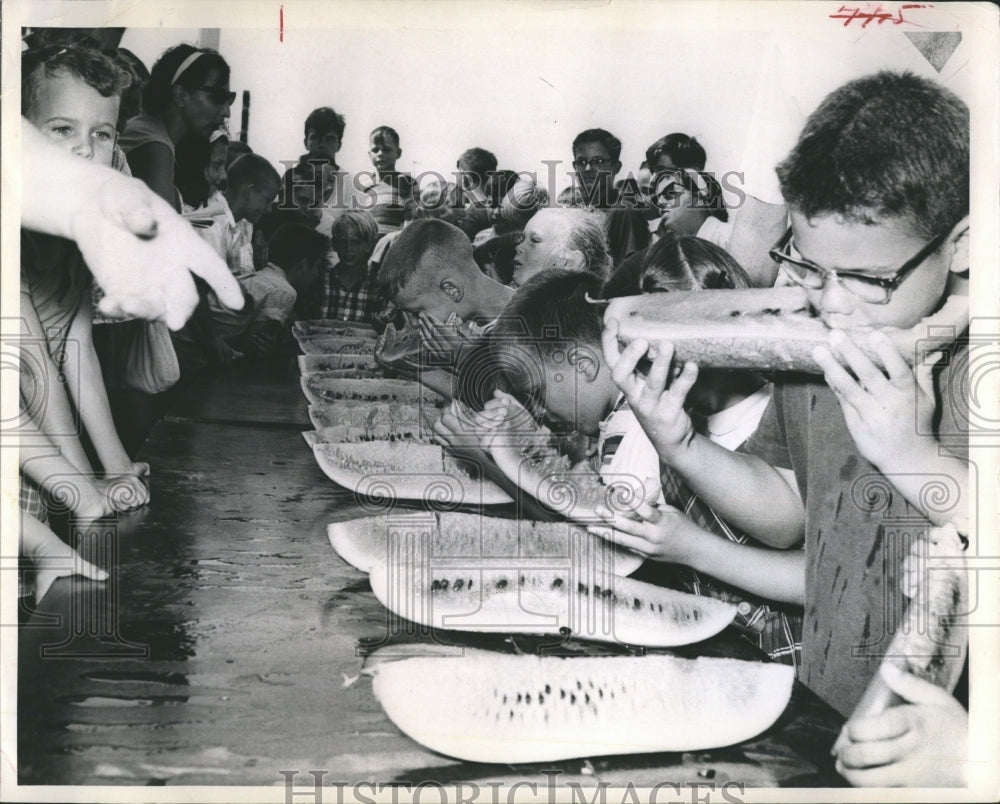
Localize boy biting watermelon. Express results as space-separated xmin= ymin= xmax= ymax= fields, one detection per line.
xmin=602 ymin=71 xmax=971 ymax=787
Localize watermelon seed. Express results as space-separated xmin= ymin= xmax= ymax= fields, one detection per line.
xmin=526 ymin=693 xmax=531 ymax=703
xmin=593 ymin=584 xmax=601 ymax=596
xmin=509 ymin=710 xmax=515 ymax=719
xmin=551 ymin=578 xmax=564 ymax=589
xmin=545 ymin=684 xmax=551 ymax=694
xmin=538 ymin=693 xmax=544 ymax=703
xmin=570 ymin=693 xmax=576 ymax=704
xmin=657 ymin=603 xmax=663 ymax=613
xmin=431 ymin=580 xmax=442 ymax=591
xmin=588 ymin=680 xmax=594 ymax=688
xmin=576 ymin=681 xmax=582 ymax=690
xmin=497 ymin=579 xmax=508 ymax=589
xmin=598 ymin=688 xmax=603 ymax=699
xmin=519 ymin=575 xmax=525 ymax=585
xmin=517 ymin=693 xmax=522 ymax=703
xmin=578 ymin=583 xmax=588 ymax=595
xmin=454 ymin=579 xmax=464 ymax=591
xmin=633 ymin=598 xmax=641 ymax=610
xmin=560 ymin=689 xmax=566 ymax=699
xmin=584 ymin=693 xmax=590 ymax=704
xmin=502 ymin=694 xmax=507 ymax=704
xmin=601 ymin=589 xmax=613 ymax=599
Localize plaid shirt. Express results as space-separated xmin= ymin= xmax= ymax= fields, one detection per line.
xmin=659 ymin=465 xmax=803 ymax=668
xmin=320 ymin=257 xmax=385 ymax=324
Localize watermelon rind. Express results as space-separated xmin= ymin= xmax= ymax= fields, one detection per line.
xmin=372 ymin=652 xmax=793 ymax=763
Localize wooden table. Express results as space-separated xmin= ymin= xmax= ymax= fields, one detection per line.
xmin=18 ymin=362 xmax=845 ymax=789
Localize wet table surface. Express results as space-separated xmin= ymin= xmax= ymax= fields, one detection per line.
xmin=18 ymin=362 xmax=845 ymax=789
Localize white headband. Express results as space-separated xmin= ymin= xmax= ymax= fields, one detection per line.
xmin=171 ymin=50 xmax=204 ymax=85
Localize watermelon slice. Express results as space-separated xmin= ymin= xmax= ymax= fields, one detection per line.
xmin=372 ymin=651 xmax=793 ymax=762
xmin=486 ymin=430 xmax=636 ymax=524
xmin=296 ymin=335 xmax=378 ymax=356
xmin=303 ymin=420 xmax=433 ymax=447
xmin=307 ymin=402 xmax=424 ymax=432
xmin=327 ymin=511 xmax=643 ymax=577
xmin=293 ymin=319 xmax=377 ymax=338
xmin=297 ymin=353 xmax=377 ymax=374
xmin=300 ymin=375 xmax=444 ymax=406
xmin=606 ymin=287 xmax=969 ymax=373
xmin=366 ymin=544 xmax=733 ymax=647
xmin=311 ymin=441 xmax=512 ymax=506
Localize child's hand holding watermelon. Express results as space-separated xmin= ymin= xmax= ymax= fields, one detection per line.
xmin=602 ymin=320 xmax=700 ymax=464
xmin=834 ymin=663 xmax=968 ymax=787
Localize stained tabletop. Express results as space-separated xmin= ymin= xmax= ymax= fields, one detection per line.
xmin=17 ymin=361 xmax=845 ymax=789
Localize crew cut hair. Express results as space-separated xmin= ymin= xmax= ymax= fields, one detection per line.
xmin=227 ymin=153 xmax=280 ymax=192
xmin=376 ymin=218 xmax=471 ymax=299
xmin=776 ymin=70 xmax=969 ymax=239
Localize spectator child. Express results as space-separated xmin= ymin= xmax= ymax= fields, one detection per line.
xmin=267 ymin=224 xmax=328 ymax=320
xmin=20 ymin=44 xmax=149 ymax=521
xmin=179 ymin=154 xmax=290 ymax=363
xmin=321 ymin=210 xmax=383 ymax=325
xmin=456 ymin=147 xmax=497 ymax=206
xmin=572 ymin=128 xmax=649 ymax=265
xmin=365 ymin=125 xmax=414 ymax=236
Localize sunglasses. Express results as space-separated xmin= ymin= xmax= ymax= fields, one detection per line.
xmin=197 ymin=86 xmax=237 ymax=106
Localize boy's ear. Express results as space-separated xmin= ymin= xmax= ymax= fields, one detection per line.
xmin=567 ymin=345 xmax=600 ymax=383
xmin=440 ymin=278 xmax=464 ymax=303
xmin=945 ymin=215 xmax=969 ymax=274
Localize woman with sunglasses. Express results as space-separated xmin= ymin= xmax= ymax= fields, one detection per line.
xmin=119 ymin=44 xmax=234 ymax=211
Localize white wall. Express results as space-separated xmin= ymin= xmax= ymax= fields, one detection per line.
xmin=121 ymin=18 xmax=764 ymax=195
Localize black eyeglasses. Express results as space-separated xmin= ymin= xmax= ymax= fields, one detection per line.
xmin=768 ymin=226 xmax=948 ymax=304
xmin=197 ymin=86 xmax=236 ymax=106
xmin=573 ymin=157 xmax=611 ymax=170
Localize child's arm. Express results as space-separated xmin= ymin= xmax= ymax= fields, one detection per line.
xmin=20 ymin=290 xmax=95 ymax=478
xmin=63 ymin=301 xmax=150 ymax=509
xmin=590 ymin=501 xmax=805 ymax=605
xmin=833 ymin=663 xmax=967 ymax=787
xmin=21 ymin=121 xmax=242 ymax=330
xmin=603 ymin=320 xmax=805 ymax=548
xmin=814 ymin=331 xmax=971 ymax=531
xmin=20 ymin=442 xmax=114 ymax=524
xmin=20 ymin=510 xmax=109 ymax=603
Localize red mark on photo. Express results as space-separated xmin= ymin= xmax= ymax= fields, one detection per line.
xmin=829 ymin=3 xmax=932 ymax=27
xmin=280 ymin=5 xmax=284 ymax=42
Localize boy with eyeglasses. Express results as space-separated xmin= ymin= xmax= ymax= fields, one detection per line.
xmin=602 ymin=71 xmax=970 ymax=787
xmin=572 ymin=128 xmax=648 ymax=265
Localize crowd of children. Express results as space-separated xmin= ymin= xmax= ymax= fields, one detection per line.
xmin=16 ymin=29 xmax=974 ymax=788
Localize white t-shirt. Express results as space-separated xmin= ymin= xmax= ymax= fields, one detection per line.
xmin=598 ymin=396 xmax=664 ymax=506
xmin=704 ymin=384 xmax=773 ymax=451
